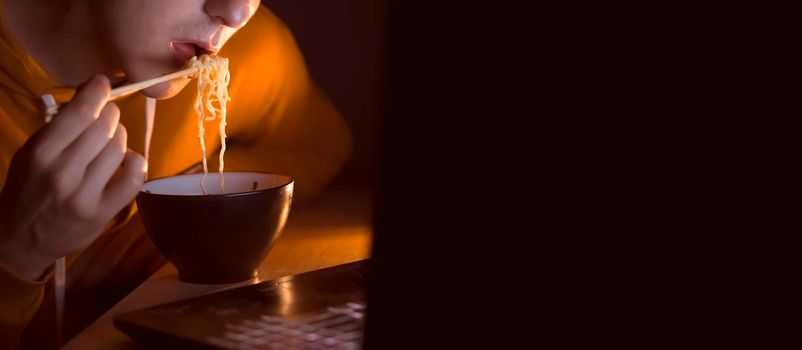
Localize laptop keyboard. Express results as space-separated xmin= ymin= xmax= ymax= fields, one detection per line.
xmin=207 ymin=302 xmax=366 ymax=349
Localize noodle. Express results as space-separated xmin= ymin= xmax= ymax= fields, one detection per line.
xmin=189 ymin=55 xmax=231 ymax=194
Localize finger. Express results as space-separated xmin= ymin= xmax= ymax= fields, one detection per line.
xmin=100 ymin=150 xmax=146 ymax=218
xmin=59 ymin=102 xmax=120 ymax=174
xmin=38 ymin=75 xmax=111 ymax=157
xmin=73 ymin=124 xmax=127 ymax=204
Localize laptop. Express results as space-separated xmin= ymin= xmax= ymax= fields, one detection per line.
xmin=113 ymin=259 xmax=368 ymax=349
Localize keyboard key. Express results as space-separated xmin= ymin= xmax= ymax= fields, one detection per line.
xmin=336 ymin=332 xmax=362 ymax=342
xmin=304 ymin=312 xmax=340 ymax=324
xmin=337 ymin=343 xmax=359 ymax=350
xmin=283 ymin=321 xmax=301 ymax=329
xmin=346 ymin=303 xmax=366 ymax=311
xmin=263 ymin=332 xmax=286 ymax=340
xmin=316 ymin=316 xmax=355 ymax=329
xmin=246 ymin=329 xmax=267 ymax=338
xmin=266 ymin=325 xmax=284 ymax=333
xmin=330 ymin=322 xmax=363 ymax=333
xmin=304 ymin=333 xmax=322 ymax=342
xmin=224 ymin=331 xmax=250 ymax=342
xmin=242 ymin=319 xmax=267 ymax=329
xmin=303 ymin=345 xmax=327 ymax=350
xmin=260 ymin=315 xmax=283 ymax=325
xmin=317 ymin=329 xmax=341 ymax=338
xmin=245 ymin=338 xmax=268 ymax=346
xmin=323 ymin=337 xmax=340 ymax=347
xmin=285 ymin=338 xmax=304 ymax=346
xmin=298 ymin=325 xmax=319 ymax=333
xmin=327 ymin=307 xmax=351 ymax=315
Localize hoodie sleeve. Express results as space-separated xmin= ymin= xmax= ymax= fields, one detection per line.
xmin=0 ymin=261 xmax=50 ymax=349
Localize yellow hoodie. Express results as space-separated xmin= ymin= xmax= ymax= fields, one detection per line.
xmin=0 ymin=4 xmax=351 ymax=346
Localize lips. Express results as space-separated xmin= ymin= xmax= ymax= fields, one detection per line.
xmin=170 ymin=42 xmax=196 ymax=67
xmin=170 ymin=41 xmax=214 ymax=67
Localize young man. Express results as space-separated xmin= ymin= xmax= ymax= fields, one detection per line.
xmin=0 ymin=0 xmax=352 ymax=346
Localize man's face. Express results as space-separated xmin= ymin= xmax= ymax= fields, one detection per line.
xmin=99 ymin=0 xmax=260 ymax=99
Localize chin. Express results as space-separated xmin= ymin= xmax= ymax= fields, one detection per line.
xmin=141 ymin=78 xmax=192 ymax=100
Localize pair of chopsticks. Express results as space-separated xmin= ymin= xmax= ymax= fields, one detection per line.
xmin=108 ymin=67 xmax=198 ymax=101
xmin=42 ymin=66 xmax=198 ymax=123
xmin=41 ymin=66 xmax=191 ymax=346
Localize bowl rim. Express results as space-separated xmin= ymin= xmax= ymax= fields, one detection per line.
xmin=139 ymin=171 xmax=294 ymax=199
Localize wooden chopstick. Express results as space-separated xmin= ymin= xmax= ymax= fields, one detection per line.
xmin=109 ymin=67 xmax=198 ymax=101
xmin=41 ymin=66 xmax=198 ymax=123
xmin=42 ymin=66 xmax=198 ymax=122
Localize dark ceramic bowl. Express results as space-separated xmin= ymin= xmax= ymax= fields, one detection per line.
xmin=136 ymin=172 xmax=294 ymax=284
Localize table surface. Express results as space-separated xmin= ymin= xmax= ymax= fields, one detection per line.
xmin=63 ymin=186 xmax=373 ymax=349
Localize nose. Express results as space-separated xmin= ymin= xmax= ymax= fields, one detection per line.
xmin=204 ymin=0 xmax=255 ymax=29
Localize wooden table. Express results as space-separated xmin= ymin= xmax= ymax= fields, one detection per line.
xmin=63 ymin=187 xmax=373 ymax=349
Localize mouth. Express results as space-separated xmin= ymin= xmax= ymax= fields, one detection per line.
xmin=170 ymin=41 xmax=215 ymax=67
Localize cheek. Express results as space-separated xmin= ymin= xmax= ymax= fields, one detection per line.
xmin=107 ymin=3 xmax=157 ymax=54
xmin=116 ymin=23 xmax=178 ymax=83
xmin=107 ymin=5 xmax=179 ymax=79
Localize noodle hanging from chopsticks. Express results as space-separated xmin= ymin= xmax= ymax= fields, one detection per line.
xmin=189 ymin=55 xmax=230 ymax=194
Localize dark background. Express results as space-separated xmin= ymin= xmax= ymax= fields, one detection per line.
xmin=362 ymin=1 xmax=794 ymax=347
xmin=262 ymin=0 xmax=384 ymax=188
xmin=262 ymin=1 xmax=795 ymax=347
